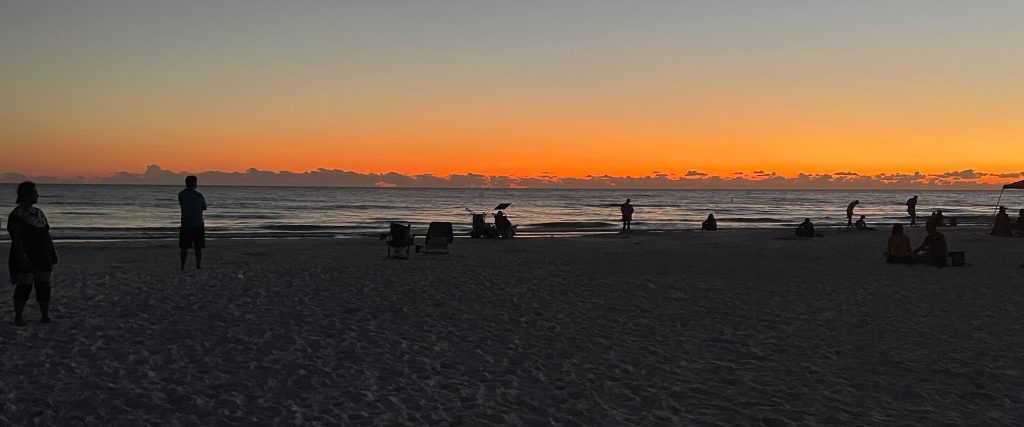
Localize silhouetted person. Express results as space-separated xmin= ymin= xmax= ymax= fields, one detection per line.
xmin=796 ymin=218 xmax=818 ymax=237
xmin=846 ymin=200 xmax=859 ymax=229
xmin=913 ymin=221 xmax=948 ymax=267
xmin=885 ymin=224 xmax=912 ymax=263
xmin=494 ymin=210 xmax=514 ymax=239
xmin=854 ymin=215 xmax=874 ymax=231
xmin=620 ymin=199 xmax=634 ymax=232
xmin=701 ymin=213 xmax=718 ymax=231
xmin=178 ymin=176 xmax=207 ymax=270
xmin=931 ymin=210 xmax=945 ymax=227
xmin=991 ymin=206 xmax=1013 ymax=237
xmin=1015 ymin=208 xmax=1024 ymax=237
xmin=8 ymin=182 xmax=57 ymax=326
xmin=906 ymin=195 xmax=918 ymax=226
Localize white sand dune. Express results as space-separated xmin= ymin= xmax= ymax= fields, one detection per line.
xmin=1 ymin=227 xmax=1022 ymax=425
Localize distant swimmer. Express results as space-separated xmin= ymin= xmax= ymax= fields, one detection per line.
xmin=178 ymin=176 xmax=207 ymax=270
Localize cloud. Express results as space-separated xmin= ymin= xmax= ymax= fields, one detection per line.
xmin=992 ymin=172 xmax=1024 ymax=179
xmin=0 ymin=164 xmax=1018 ymax=189
xmin=933 ymin=169 xmax=985 ymax=180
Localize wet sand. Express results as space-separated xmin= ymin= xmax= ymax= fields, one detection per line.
xmin=1 ymin=227 xmax=1022 ymax=425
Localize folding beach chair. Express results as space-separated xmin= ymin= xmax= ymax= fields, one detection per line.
xmin=383 ymin=222 xmax=415 ymax=259
xmin=423 ymin=222 xmax=454 ymax=254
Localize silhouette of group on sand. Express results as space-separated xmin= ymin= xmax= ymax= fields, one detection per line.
xmin=991 ymin=206 xmax=1024 ymax=237
xmin=8 ymin=181 xmax=1024 ymax=326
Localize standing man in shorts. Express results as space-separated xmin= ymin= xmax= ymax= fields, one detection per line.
xmin=178 ymin=175 xmax=207 ymax=270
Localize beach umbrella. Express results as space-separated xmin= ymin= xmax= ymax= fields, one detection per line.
xmin=994 ymin=179 xmax=1024 ymax=216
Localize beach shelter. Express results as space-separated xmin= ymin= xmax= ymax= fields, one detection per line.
xmin=994 ymin=179 xmax=1024 ymax=214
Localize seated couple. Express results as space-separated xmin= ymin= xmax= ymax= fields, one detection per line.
xmin=886 ymin=222 xmax=948 ymax=267
xmin=493 ymin=211 xmax=516 ymax=239
xmin=991 ymin=206 xmax=1024 ymax=237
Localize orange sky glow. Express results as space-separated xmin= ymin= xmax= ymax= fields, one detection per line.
xmin=1 ymin=2 xmax=1022 ymax=186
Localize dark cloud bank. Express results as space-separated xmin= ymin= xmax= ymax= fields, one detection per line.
xmin=2 ymin=165 xmax=1022 ymax=189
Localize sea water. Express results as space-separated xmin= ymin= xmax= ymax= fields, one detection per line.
xmin=0 ymin=184 xmax=1012 ymax=240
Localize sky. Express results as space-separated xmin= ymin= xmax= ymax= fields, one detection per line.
xmin=1 ymin=1 xmax=1022 ymax=188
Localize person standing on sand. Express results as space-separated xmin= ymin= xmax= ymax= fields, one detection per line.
xmin=620 ymin=199 xmax=634 ymax=232
xmin=178 ymin=176 xmax=207 ymax=270
xmin=9 ymin=182 xmax=57 ymax=326
xmin=846 ymin=200 xmax=859 ymax=229
xmin=906 ymin=195 xmax=918 ymax=226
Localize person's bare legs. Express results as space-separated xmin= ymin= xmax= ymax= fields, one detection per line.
xmin=195 ymin=248 xmax=202 ymax=269
xmin=180 ymin=248 xmax=188 ymax=270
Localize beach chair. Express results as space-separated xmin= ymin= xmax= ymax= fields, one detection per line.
xmin=383 ymin=222 xmax=415 ymax=259
xmin=423 ymin=222 xmax=454 ymax=254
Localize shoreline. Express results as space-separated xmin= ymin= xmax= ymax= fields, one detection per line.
xmin=4 ymin=223 xmax=1002 ymax=243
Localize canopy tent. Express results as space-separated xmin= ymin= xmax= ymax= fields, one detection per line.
xmin=994 ymin=179 xmax=1024 ymax=216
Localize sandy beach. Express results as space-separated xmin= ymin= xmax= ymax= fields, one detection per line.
xmin=1 ymin=227 xmax=1022 ymax=425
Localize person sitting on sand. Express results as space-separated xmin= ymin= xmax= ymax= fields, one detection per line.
xmin=701 ymin=213 xmax=718 ymax=231
xmin=854 ymin=215 xmax=874 ymax=231
xmin=913 ymin=221 xmax=948 ymax=267
xmin=796 ymin=218 xmax=819 ymax=238
xmin=846 ymin=200 xmax=859 ymax=229
xmin=494 ymin=210 xmax=515 ymax=239
xmin=620 ymin=199 xmax=634 ymax=232
xmin=991 ymin=206 xmax=1013 ymax=237
xmin=930 ymin=210 xmax=945 ymax=227
xmin=885 ymin=224 xmax=912 ymax=263
xmin=1015 ymin=209 xmax=1024 ymax=237
xmin=8 ymin=181 xmax=58 ymax=326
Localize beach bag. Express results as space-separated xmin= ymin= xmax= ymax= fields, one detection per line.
xmin=948 ymin=251 xmax=966 ymax=267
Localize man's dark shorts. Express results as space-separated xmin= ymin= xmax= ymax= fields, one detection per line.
xmin=179 ymin=226 xmax=205 ymax=249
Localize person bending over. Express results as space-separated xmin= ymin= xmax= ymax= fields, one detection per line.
xmin=846 ymin=200 xmax=859 ymax=229
xmin=906 ymin=195 xmax=918 ymax=227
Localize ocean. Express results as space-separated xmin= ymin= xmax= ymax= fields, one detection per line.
xmin=0 ymin=184 xmax=1014 ymax=240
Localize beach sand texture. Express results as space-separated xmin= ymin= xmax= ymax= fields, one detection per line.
xmin=1 ymin=228 xmax=1022 ymax=425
